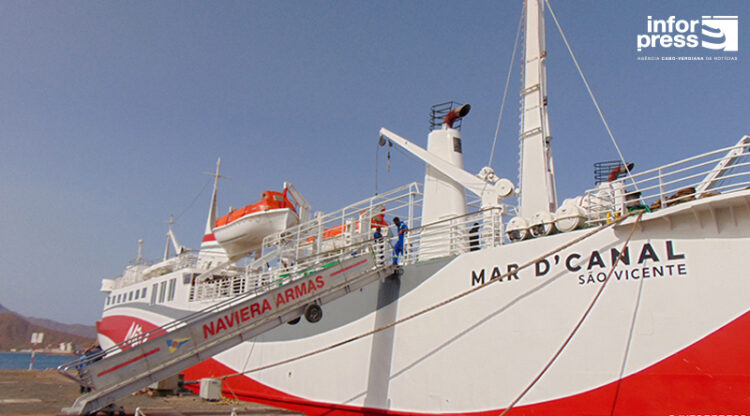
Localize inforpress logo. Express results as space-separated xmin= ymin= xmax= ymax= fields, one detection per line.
xmin=702 ymin=16 xmax=738 ymax=51
xmin=637 ymin=15 xmax=739 ymax=52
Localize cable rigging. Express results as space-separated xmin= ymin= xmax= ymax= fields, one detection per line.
xmin=543 ymin=0 xmax=638 ymax=191
xmin=488 ymin=1 xmax=526 ymax=168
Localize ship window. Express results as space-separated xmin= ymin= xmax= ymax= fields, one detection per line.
xmin=128 ymin=291 xmax=133 ymax=301
xmin=159 ymin=281 xmax=167 ymax=303
xmin=167 ymin=279 xmax=176 ymax=302
xmin=453 ymin=137 xmax=462 ymax=153
xmin=105 ymin=297 xmax=110 ymax=306
xmin=182 ymin=274 xmax=192 ymax=284
xmin=134 ymin=290 xmax=139 ymax=300
xmin=151 ymin=283 xmax=158 ymax=305
xmin=141 ymin=287 xmax=147 ymax=299
xmin=117 ymin=294 xmax=122 ymax=304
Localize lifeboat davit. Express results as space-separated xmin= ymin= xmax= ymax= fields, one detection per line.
xmin=213 ymin=189 xmax=298 ymax=259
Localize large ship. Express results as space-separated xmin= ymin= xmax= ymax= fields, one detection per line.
xmin=93 ymin=2 xmax=750 ymax=415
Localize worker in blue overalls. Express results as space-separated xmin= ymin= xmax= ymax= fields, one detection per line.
xmin=392 ymin=217 xmax=408 ymax=264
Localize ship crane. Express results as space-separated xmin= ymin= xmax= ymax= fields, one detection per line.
xmin=380 ymin=127 xmax=514 ymax=210
xmin=379 ymin=104 xmax=515 ymax=260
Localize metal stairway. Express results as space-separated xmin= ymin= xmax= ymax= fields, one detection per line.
xmin=61 ymin=255 xmax=397 ymax=415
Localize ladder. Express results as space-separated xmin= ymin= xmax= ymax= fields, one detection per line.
xmin=62 ymin=255 xmax=397 ymax=415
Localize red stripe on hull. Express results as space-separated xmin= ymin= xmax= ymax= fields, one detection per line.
xmin=202 ymin=234 xmax=217 ymax=242
xmin=97 ymin=348 xmax=161 ymax=377
xmin=182 ymin=310 xmax=750 ymax=415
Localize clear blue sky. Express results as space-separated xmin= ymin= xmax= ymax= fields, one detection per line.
xmin=1 ymin=1 xmax=747 ymax=325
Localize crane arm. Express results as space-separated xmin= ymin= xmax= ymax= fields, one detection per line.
xmin=379 ymin=128 xmax=514 ymax=205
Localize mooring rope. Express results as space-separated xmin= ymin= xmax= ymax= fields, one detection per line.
xmin=499 ymin=211 xmax=643 ymax=416
xmin=217 ymin=212 xmax=636 ymax=382
xmin=609 ymin=233 xmax=648 ymax=416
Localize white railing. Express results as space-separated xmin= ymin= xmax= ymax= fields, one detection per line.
xmin=190 ymin=182 xmax=515 ymax=302
xmin=189 ymin=242 xmax=383 ymax=302
xmin=188 ymin=266 xmax=246 ymax=301
xmin=113 ymin=253 xmax=199 ymax=289
xmin=190 ymin=184 xmax=423 ymax=302
xmin=399 ymin=207 xmax=507 ymax=265
xmin=187 ymin=139 xmax=750 ymax=302
xmin=582 ymin=137 xmax=750 ymax=222
xmin=189 ymin=211 xmax=510 ymax=302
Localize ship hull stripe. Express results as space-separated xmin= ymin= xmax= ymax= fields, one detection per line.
xmin=183 ymin=308 xmax=750 ymax=415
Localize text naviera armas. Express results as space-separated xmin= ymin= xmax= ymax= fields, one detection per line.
xmin=637 ymin=15 xmax=738 ymax=52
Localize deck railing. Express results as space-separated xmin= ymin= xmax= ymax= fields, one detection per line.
xmin=184 ymin=138 xmax=750 ymax=302
xmin=190 ymin=183 xmax=515 ymax=302
xmin=582 ymin=137 xmax=750 ymax=222
xmin=111 ymin=253 xmax=199 ymax=289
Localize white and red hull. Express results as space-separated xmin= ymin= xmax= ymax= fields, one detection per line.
xmin=98 ymin=192 xmax=750 ymax=415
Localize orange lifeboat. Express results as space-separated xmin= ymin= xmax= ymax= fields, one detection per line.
xmin=307 ymin=211 xmax=389 ymax=242
xmin=213 ymin=189 xmax=299 ymax=259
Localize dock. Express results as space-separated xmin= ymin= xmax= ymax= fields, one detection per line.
xmin=0 ymin=370 xmax=300 ymax=416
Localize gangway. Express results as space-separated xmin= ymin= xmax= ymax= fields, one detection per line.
xmin=61 ymin=254 xmax=397 ymax=415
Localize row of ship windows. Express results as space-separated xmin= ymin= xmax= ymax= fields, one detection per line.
xmin=106 ymin=278 xmax=177 ymax=307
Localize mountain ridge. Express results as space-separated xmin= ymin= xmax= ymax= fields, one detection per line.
xmin=0 ymin=304 xmax=96 ymax=351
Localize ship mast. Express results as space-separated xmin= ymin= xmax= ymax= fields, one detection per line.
xmin=204 ymin=158 xmax=221 ymax=237
xmin=197 ymin=158 xmax=230 ymax=268
xmin=518 ymin=0 xmax=557 ymax=218
xmin=163 ymin=215 xmax=183 ymax=260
